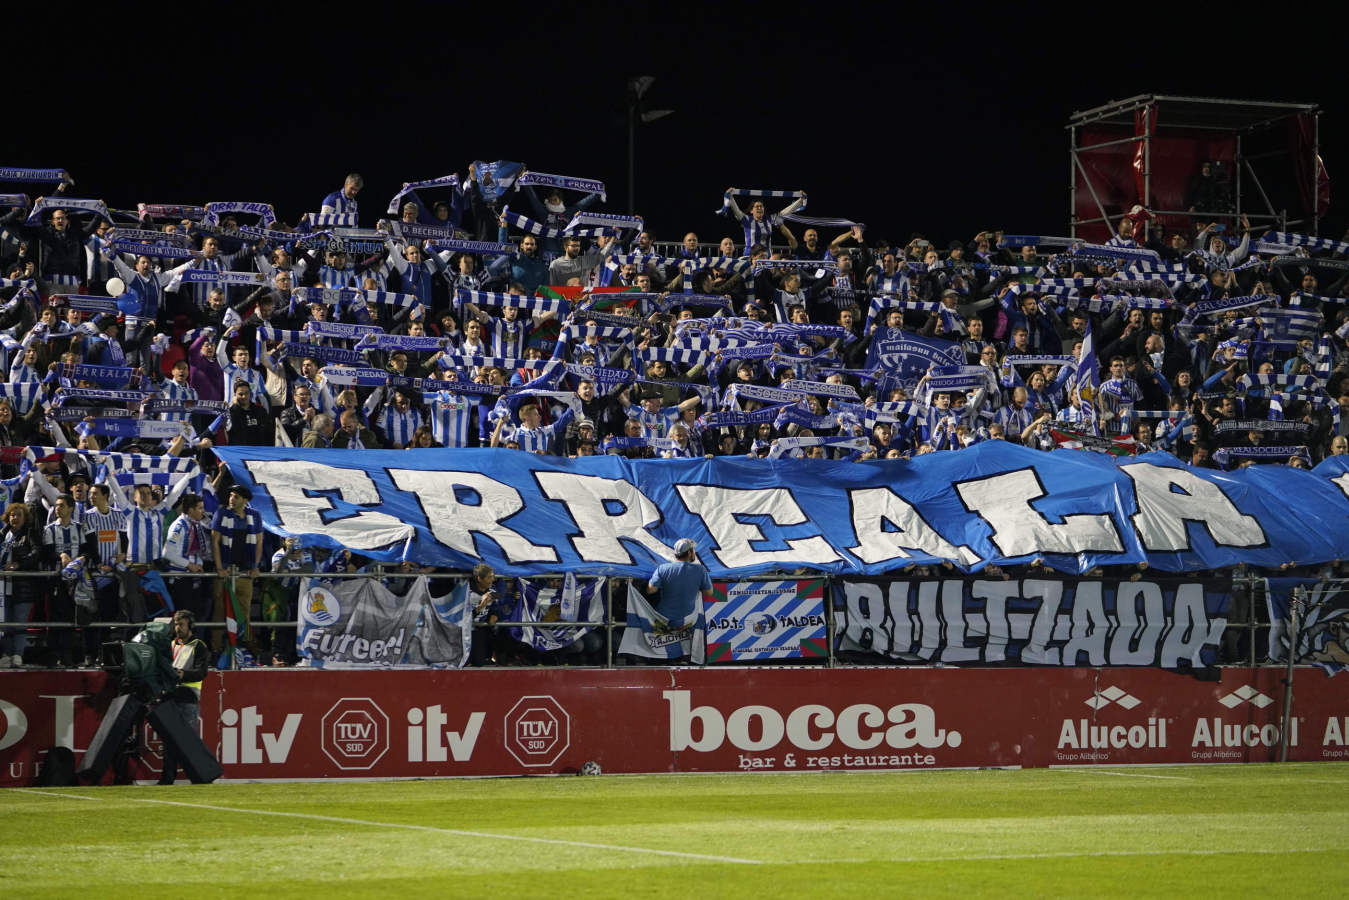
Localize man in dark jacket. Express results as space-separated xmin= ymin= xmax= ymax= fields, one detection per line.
xmin=225 ymin=382 xmax=274 ymax=446
xmin=158 ymin=609 xmax=209 ymax=784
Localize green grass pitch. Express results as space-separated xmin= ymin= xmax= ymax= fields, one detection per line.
xmin=3 ymin=764 xmax=1346 ymax=898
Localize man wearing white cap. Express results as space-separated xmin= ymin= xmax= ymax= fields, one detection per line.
xmin=643 ymin=538 xmax=711 ymax=628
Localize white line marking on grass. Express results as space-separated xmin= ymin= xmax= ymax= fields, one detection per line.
xmin=824 ymin=847 xmax=1339 ymax=864
xmin=12 ymin=788 xmax=99 ymax=800
xmin=1054 ymin=769 xmax=1191 ymax=781
xmin=16 ymin=790 xmax=762 ymax=865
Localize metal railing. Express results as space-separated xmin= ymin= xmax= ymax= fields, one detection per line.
xmin=0 ymin=568 xmax=1297 ymax=672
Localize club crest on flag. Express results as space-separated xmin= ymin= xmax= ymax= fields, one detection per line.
xmin=301 ymin=586 xmax=341 ymax=627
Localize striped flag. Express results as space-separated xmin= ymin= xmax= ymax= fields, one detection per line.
xmin=1074 ymin=319 xmax=1101 ymax=436
xmin=511 ymin=573 xmax=605 ymax=652
xmin=618 ymin=583 xmax=705 ymax=664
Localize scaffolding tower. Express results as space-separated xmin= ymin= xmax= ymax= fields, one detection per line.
xmin=1068 ymin=94 xmax=1322 ymax=241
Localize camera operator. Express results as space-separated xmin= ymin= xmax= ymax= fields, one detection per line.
xmin=158 ymin=609 xmax=208 ymax=785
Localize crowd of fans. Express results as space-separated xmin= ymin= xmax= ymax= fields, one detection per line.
xmin=1 ymin=162 xmax=1347 ymax=668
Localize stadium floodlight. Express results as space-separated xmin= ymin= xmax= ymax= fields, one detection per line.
xmin=626 ymin=77 xmax=674 ymax=213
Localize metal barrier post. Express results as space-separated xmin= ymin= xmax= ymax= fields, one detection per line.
xmin=825 ymin=574 xmax=836 ymax=668
xmin=1279 ymin=584 xmax=1301 ymax=763
xmin=605 ymin=579 xmax=615 ymax=668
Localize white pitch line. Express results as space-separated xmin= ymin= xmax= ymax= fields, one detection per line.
xmin=13 ymin=788 xmax=99 ymax=800
xmin=822 ymin=847 xmax=1339 ymax=864
xmin=13 ymin=790 xmax=761 ymax=865
xmin=1055 ymin=769 xmax=1191 ymax=781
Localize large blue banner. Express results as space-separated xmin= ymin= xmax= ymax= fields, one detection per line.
xmin=212 ymin=443 xmax=1349 ymax=578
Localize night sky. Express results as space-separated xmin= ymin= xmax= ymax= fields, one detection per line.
xmin=11 ymin=9 xmax=1347 ymax=246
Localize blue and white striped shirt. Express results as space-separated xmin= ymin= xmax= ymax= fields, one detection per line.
xmin=125 ymin=506 xmax=166 ymax=565
xmin=80 ymin=506 xmax=126 ymax=567
xmin=428 ymin=393 xmax=473 ymax=447
xmin=376 ymin=404 xmax=423 ymax=449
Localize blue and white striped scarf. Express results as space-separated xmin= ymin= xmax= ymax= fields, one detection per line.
xmin=386 ymin=174 xmax=460 ymax=215
xmin=1291 ymin=291 xmax=1349 ymax=307
xmin=300 ymin=212 xmax=356 ymax=229
xmin=701 ymin=404 xmax=791 ymax=426
xmin=322 ymin=367 xmax=397 ymax=388
xmin=426 ymin=238 xmax=516 ymax=256
xmin=683 ymin=255 xmax=755 ymax=276
xmin=388 ymin=221 xmax=457 ymax=242
xmin=421 ymin=378 xmax=508 ymax=397
xmin=202 ymin=201 xmax=275 ymax=227
xmin=143 ymin=397 xmax=229 ymax=416
xmin=516 ymin=171 xmax=605 ymax=201
xmin=658 ymin=293 xmax=732 ymax=313
xmin=359 ymin=290 xmax=420 ymax=310
xmin=54 ymin=387 xmax=151 ymax=405
xmin=61 ymin=294 xmax=119 ymax=314
xmin=752 ymin=258 xmax=840 ymax=274
xmin=1186 ymin=294 xmax=1273 ymax=316
xmin=25 ymin=196 xmax=109 ymax=225
xmin=137 ymin=203 xmax=205 ymax=220
xmin=177 ymin=269 xmax=267 ymax=287
xmin=354 ymin=334 xmax=446 ymax=352
xmin=1067 ymin=241 xmax=1160 ymax=262
xmin=634 ymin=347 xmax=710 ymax=367
xmin=110 ymin=239 xmax=195 ymax=259
xmin=457 ymin=289 xmax=569 ymax=317
xmin=0 ymin=166 xmax=72 ymax=184
xmin=713 ymin=188 xmax=803 ymax=215
xmin=563 ymin=211 xmax=643 ymax=235
xmin=306 ymin=321 xmax=383 ymax=341
xmin=500 ymin=207 xmax=562 ymax=238
xmin=559 ymin=324 xmax=632 ymax=344
xmin=50 ymin=406 xmax=138 ymax=421
xmin=109 ymin=227 xmax=190 ymax=246
xmin=998 ymin=235 xmax=1077 ymax=249
xmin=61 ymin=362 xmax=140 ymax=388
xmin=1262 ymin=231 xmax=1349 ymax=256
xmin=767 ymin=435 xmax=869 ymax=459
xmin=564 ymin=363 xmax=636 ymax=385
xmin=276 ymin=342 xmax=363 ymax=365
xmin=608 ymin=252 xmax=680 ymax=268
xmin=76 ymin=418 xmax=186 ymax=440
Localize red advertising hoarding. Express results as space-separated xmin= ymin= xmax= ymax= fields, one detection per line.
xmin=1 ymin=667 xmax=1346 ymax=786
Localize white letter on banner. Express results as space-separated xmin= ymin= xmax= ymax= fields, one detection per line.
xmin=971 ymin=580 xmax=1019 ymax=663
xmin=674 ymin=485 xmax=841 ymax=569
xmin=1121 ymin=464 xmax=1265 ymax=551
xmin=955 ymin=468 xmax=1124 ymax=557
xmin=1110 ymin=581 xmax=1165 ymax=665
xmin=846 ymin=487 xmax=980 ymax=566
xmin=244 ymin=460 xmax=413 ymax=549
xmin=534 ymin=472 xmax=674 ymax=564
xmin=939 ymin=579 xmax=980 ymax=663
xmin=1160 ymin=584 xmax=1223 ymax=667
xmin=1332 ymin=473 xmax=1349 ymax=500
xmin=386 ymin=469 xmax=557 ymax=564
xmin=1020 ymin=579 xmax=1064 ymax=665
xmin=914 ymin=581 xmax=940 ymax=661
xmin=1060 ymin=581 xmax=1108 ymax=665
xmin=841 ymin=581 xmax=890 ymax=655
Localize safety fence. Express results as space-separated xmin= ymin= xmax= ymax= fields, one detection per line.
xmin=0 ymin=568 xmax=1303 ymax=671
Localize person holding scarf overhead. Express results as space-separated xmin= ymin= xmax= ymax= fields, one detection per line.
xmin=722 ymin=188 xmax=805 ymax=255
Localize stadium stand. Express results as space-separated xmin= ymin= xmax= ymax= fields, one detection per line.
xmin=1 ymin=158 xmax=1348 ymax=669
